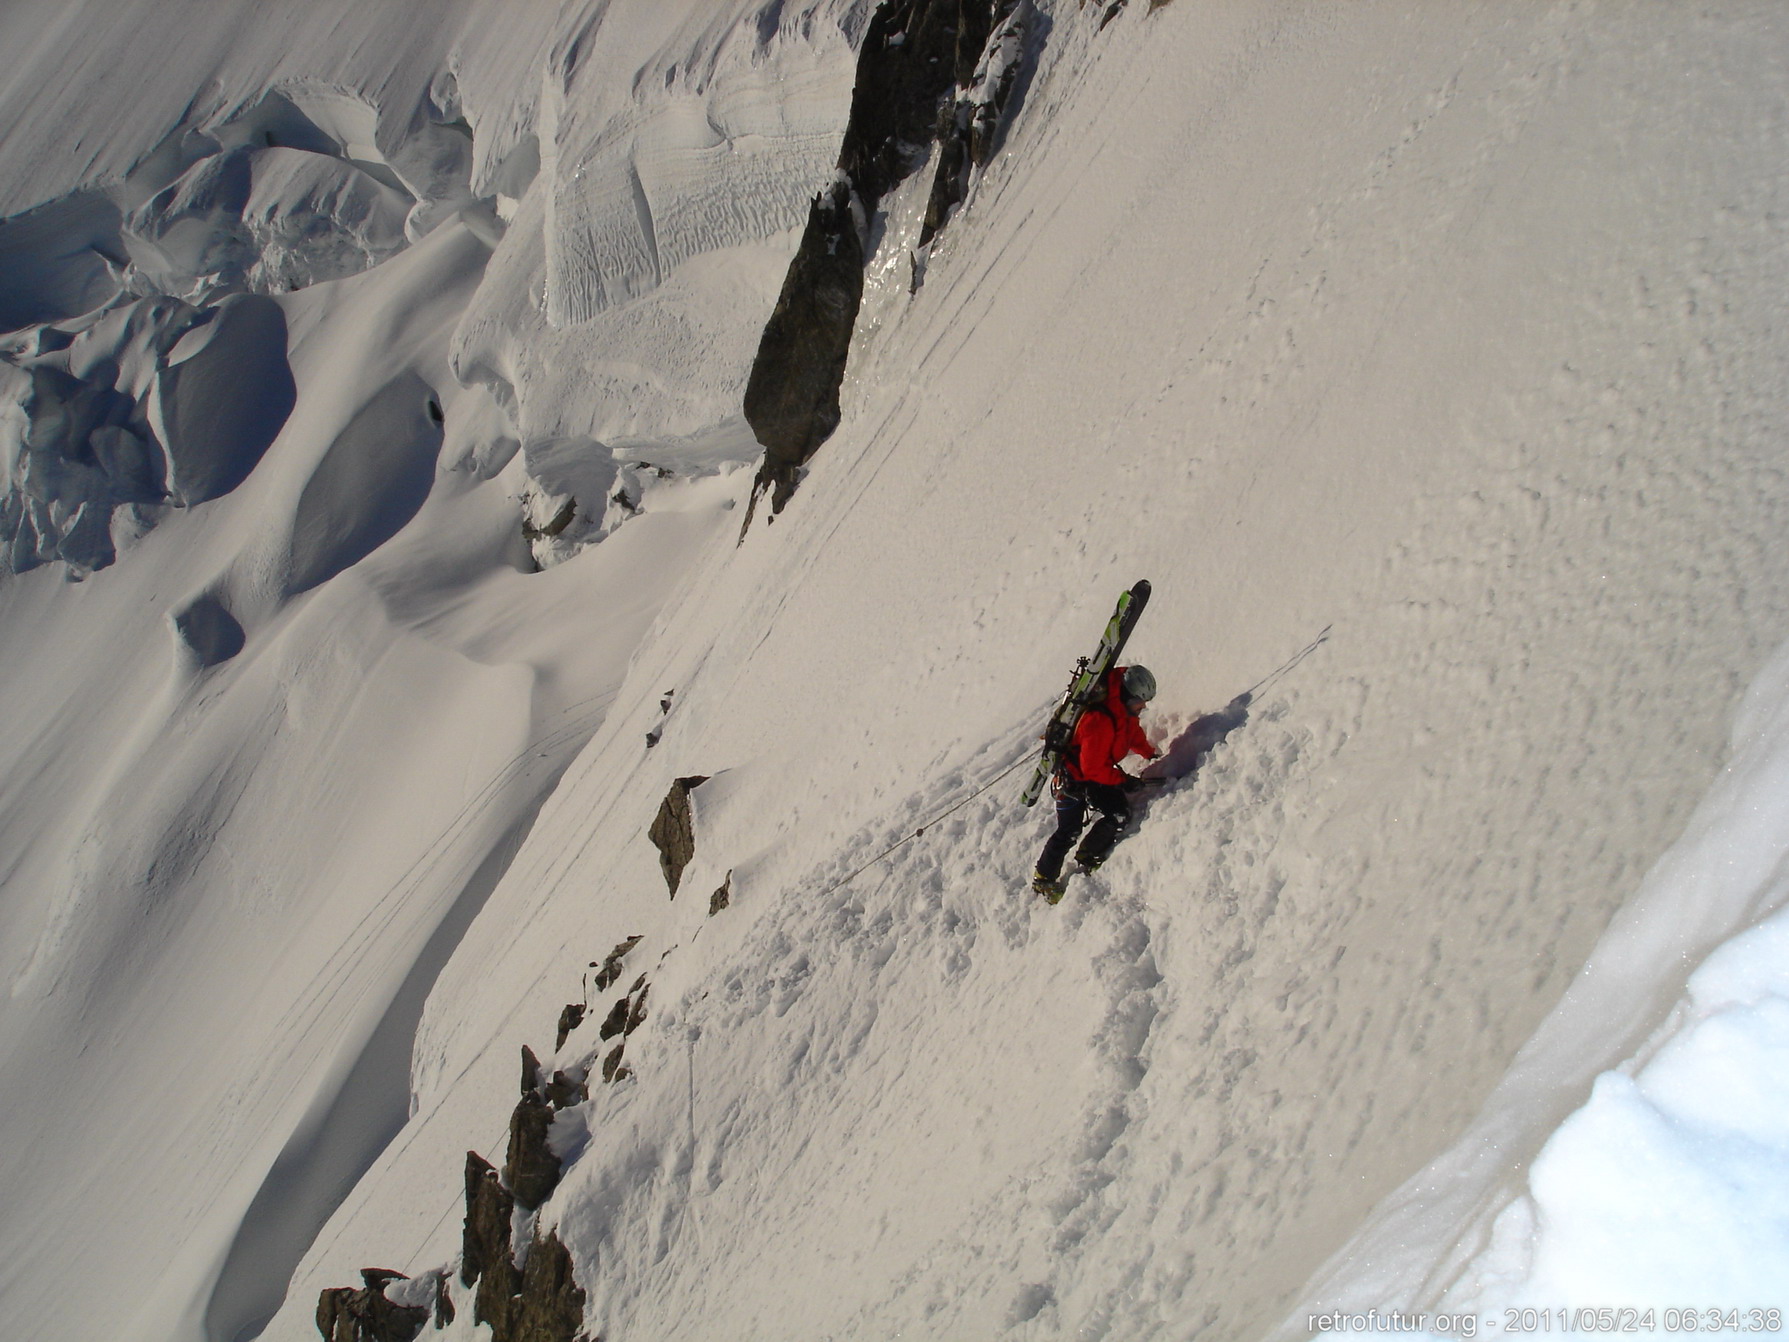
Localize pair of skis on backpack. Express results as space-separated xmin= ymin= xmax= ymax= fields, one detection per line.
xmin=1022 ymin=579 xmax=1157 ymax=903
xmin=1020 ymin=579 xmax=1153 ymax=807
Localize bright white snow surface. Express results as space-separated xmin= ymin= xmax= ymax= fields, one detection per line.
xmin=3 ymin=2 xmax=1789 ymax=1341
xmin=1293 ymin=638 xmax=1789 ymax=1338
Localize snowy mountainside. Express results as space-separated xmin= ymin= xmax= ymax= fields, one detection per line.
xmin=2 ymin=2 xmax=1789 ymax=1342
xmin=0 ymin=2 xmax=868 ymax=1340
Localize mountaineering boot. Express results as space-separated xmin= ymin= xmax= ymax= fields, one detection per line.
xmin=1031 ymin=870 xmax=1067 ymax=904
xmin=1073 ymin=851 xmax=1103 ymax=873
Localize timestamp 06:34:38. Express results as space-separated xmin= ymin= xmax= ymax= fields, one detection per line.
xmin=1496 ymin=1309 xmax=1783 ymax=1334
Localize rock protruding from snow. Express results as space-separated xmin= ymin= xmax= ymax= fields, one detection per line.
xmin=837 ymin=0 xmax=1007 ymax=205
xmin=598 ymin=994 xmax=631 ymax=1041
xmin=460 ymin=1152 xmax=518 ymax=1306
xmin=505 ymin=1087 xmax=560 ymax=1212
xmin=742 ymin=0 xmax=1024 ymax=520
xmin=314 ymin=1268 xmax=428 ymax=1342
xmin=506 ymin=1230 xmax=587 ymax=1342
xmin=921 ymin=0 xmax=1026 ymax=246
xmin=554 ymin=1002 xmax=587 ymax=1051
xmin=591 ymin=934 xmax=644 ymax=993
xmin=515 ymin=437 xmax=678 ymax=571
xmin=595 ymin=972 xmax=650 ymax=1084
xmin=504 ymin=1046 xmax=569 ymax=1212
xmin=601 ymin=1041 xmax=630 ymax=1085
xmin=647 ymin=775 xmax=709 ymax=895
xmin=456 ymin=1144 xmax=588 ymax=1342
xmin=545 ymin=1067 xmax=588 ymax=1110
xmin=598 ymin=974 xmax=649 ymax=1038
xmin=741 ymin=179 xmax=865 ymax=516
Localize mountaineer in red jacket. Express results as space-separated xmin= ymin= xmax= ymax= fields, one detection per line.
xmin=1032 ymin=664 xmax=1158 ymax=902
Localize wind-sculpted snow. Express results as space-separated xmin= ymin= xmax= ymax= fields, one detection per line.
xmin=152 ymin=294 xmax=297 ymax=502
xmin=539 ymin=4 xmax=858 ymax=327
xmin=286 ymin=371 xmax=443 ymax=593
xmin=0 ymin=76 xmax=468 ymax=575
xmin=0 ymin=191 xmax=124 ymax=330
xmin=1 ymin=0 xmax=867 ymax=577
xmin=197 ymin=146 xmax=411 ymax=295
xmin=68 ymin=86 xmax=462 ymax=306
xmin=1 ymin=292 xmax=293 ymax=572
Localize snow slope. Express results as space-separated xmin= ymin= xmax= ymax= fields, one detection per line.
xmin=2 ymin=1 xmax=1789 ymax=1341
xmin=1292 ymin=636 xmax=1789 ymax=1336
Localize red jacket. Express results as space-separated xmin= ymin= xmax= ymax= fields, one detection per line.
xmin=1066 ymin=667 xmax=1158 ymax=785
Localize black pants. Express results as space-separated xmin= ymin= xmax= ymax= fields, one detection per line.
xmin=1036 ymin=780 xmax=1131 ymax=881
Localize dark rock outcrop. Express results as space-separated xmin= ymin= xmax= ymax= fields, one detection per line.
xmin=601 ymin=1042 xmax=629 ymax=1084
xmin=433 ymin=1274 xmax=455 ymax=1329
xmin=591 ymin=934 xmax=642 ymax=992
xmin=921 ymin=1 xmax=1025 ymax=245
xmin=597 ymin=995 xmax=630 ymax=1041
xmin=627 ymin=989 xmax=650 ymax=1038
xmin=503 ymin=1046 xmax=564 ymax=1211
xmin=336 ymin=1008 xmax=597 ymax=1342
xmin=742 ymin=0 xmax=1029 ymax=523
xmin=837 ymin=0 xmax=1005 ymax=204
xmin=599 ymin=973 xmax=649 ymax=1042
xmin=330 ymin=1150 xmax=584 ymax=1342
xmin=1099 ymin=0 xmax=1175 ymax=23
xmin=461 ymin=1152 xmax=518 ymax=1300
xmin=546 ymin=1068 xmax=589 ymax=1109
xmin=741 ymin=179 xmax=864 ymax=516
xmin=522 ymin=496 xmax=576 ymax=542
xmin=597 ymin=971 xmax=651 ymax=1083
xmin=505 ymin=1088 xmax=560 ymax=1211
xmin=460 ymin=1152 xmax=591 ymax=1341
xmin=709 ymin=869 xmax=733 ymax=916
xmin=554 ymin=1002 xmax=586 ymax=1050
xmin=647 ymin=775 xmax=708 ymax=895
xmin=646 ymin=687 xmax=675 ymax=747
xmin=510 ymin=1230 xmax=587 ymax=1342
xmin=315 ymin=1269 xmax=428 ymax=1342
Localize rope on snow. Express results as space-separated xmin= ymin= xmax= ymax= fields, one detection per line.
xmin=811 ymin=621 xmax=1334 ymax=901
